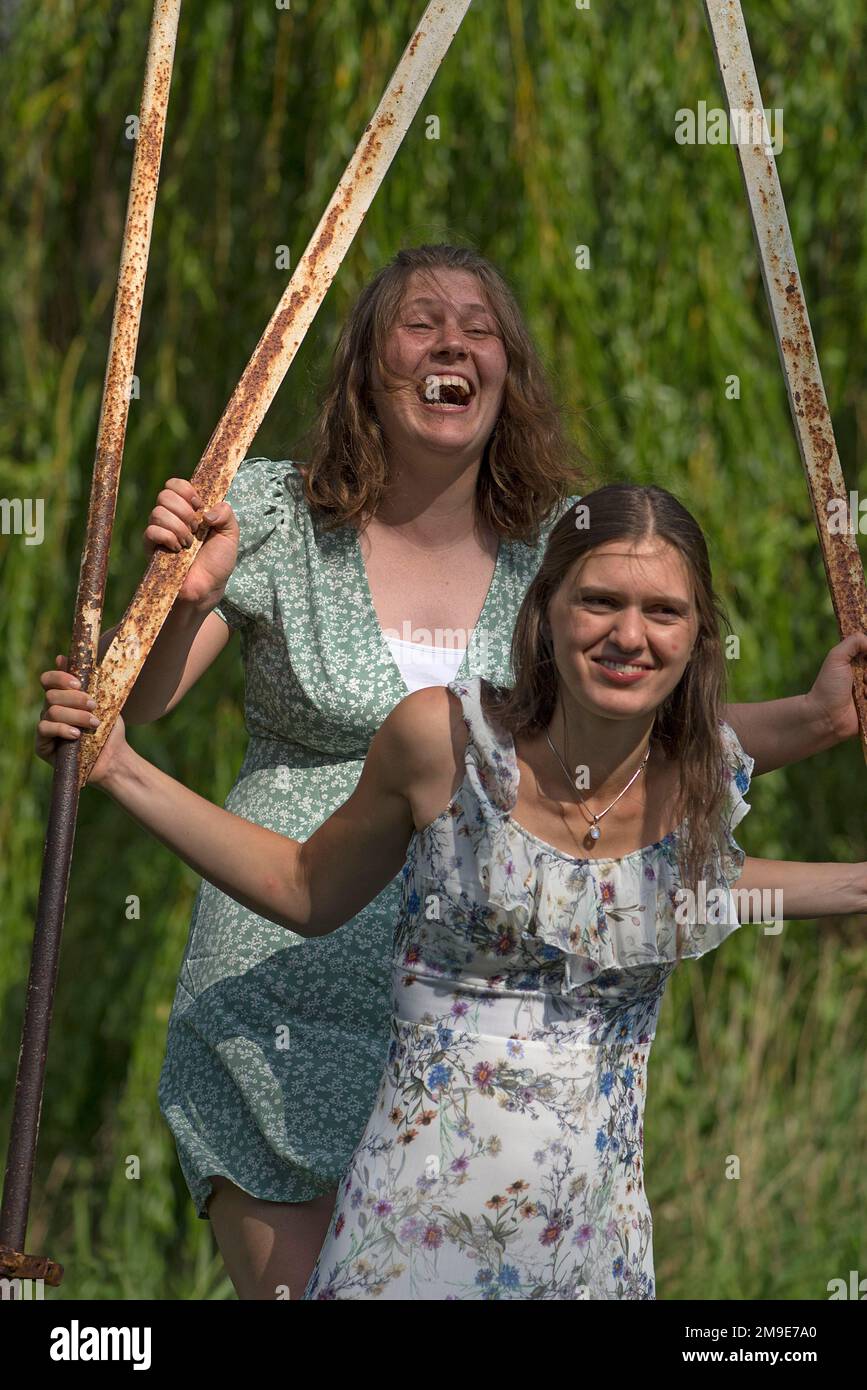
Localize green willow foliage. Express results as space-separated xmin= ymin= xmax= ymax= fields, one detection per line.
xmin=1 ymin=0 xmax=865 ymax=1299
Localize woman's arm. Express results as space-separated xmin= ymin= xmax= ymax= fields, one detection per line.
xmin=38 ymin=482 xmax=238 ymax=747
xmin=736 ymin=855 xmax=867 ymax=920
xmin=724 ymin=633 xmax=867 ymax=775
xmin=121 ymin=605 xmax=231 ymax=723
xmin=94 ymin=703 xmax=430 ymax=935
xmin=123 ymin=481 xmax=239 ymax=722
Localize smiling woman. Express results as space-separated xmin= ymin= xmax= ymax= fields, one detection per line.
xmin=490 ymin=483 xmax=731 ymax=900
xmin=301 ymin=247 xmax=572 ymax=541
xmin=362 ymin=269 xmax=510 ymax=538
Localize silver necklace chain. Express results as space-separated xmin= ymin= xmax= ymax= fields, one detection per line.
xmin=543 ymin=728 xmax=651 ymax=843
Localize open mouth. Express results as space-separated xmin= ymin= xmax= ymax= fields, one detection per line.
xmin=416 ymin=374 xmax=475 ymax=410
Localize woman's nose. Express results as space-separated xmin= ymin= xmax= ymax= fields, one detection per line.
xmin=432 ymin=325 xmax=469 ymax=355
xmin=608 ymin=610 xmax=645 ymax=649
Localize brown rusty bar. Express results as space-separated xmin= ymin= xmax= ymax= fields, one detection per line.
xmin=0 ymin=1243 xmax=64 ymax=1288
xmin=78 ymin=0 xmax=474 ymax=787
xmin=0 ymin=0 xmax=182 ymax=1287
xmin=704 ymin=0 xmax=867 ymax=761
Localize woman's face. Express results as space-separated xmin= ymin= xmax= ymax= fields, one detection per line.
xmin=370 ymin=268 xmax=509 ymax=463
xmin=546 ymin=539 xmax=700 ymax=724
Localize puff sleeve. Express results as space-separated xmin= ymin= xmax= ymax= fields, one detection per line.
xmin=212 ymin=457 xmax=297 ymax=633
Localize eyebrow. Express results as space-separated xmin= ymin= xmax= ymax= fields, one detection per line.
xmin=576 ymin=584 xmax=692 ymax=612
xmin=404 ymin=297 xmax=495 ymax=317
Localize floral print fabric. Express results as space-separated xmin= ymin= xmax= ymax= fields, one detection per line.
xmin=157 ymin=458 xmax=579 ymax=1214
xmin=304 ymin=675 xmax=753 ymax=1299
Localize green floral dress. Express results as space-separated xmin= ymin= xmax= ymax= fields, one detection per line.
xmin=158 ymin=456 xmax=579 ymax=1214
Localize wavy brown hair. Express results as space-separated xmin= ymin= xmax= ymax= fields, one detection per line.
xmin=483 ymin=484 xmax=733 ymax=947
xmin=297 ymin=244 xmax=583 ymax=541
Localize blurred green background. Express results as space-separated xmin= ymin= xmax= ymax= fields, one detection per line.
xmin=1 ymin=0 xmax=865 ymax=1300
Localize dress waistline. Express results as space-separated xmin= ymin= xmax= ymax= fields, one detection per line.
xmin=237 ymin=734 xmax=368 ymax=774
xmin=391 ymin=966 xmax=590 ymax=1039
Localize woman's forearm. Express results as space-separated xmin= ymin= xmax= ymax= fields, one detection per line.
xmin=737 ymin=855 xmax=867 ymax=919
xmin=99 ymin=745 xmax=314 ymax=933
xmin=117 ymin=598 xmax=220 ymax=725
xmin=724 ymin=694 xmax=838 ymax=776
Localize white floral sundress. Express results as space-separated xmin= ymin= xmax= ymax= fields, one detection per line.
xmin=303 ymin=675 xmax=754 ymax=1300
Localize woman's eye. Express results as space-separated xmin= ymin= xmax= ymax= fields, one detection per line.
xmin=405 ymin=322 xmax=494 ymax=335
xmin=583 ymin=595 xmax=615 ymax=607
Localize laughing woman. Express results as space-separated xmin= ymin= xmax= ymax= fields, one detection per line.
xmin=37 ymin=246 xmax=862 ymax=1299
xmin=45 ymin=484 xmax=867 ymax=1300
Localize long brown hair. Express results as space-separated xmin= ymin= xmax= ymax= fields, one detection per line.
xmin=298 ymin=244 xmax=583 ymax=541
xmin=484 ymin=484 xmax=733 ymax=923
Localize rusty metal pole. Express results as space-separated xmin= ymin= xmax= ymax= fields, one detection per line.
xmin=704 ymin=0 xmax=867 ymax=761
xmin=77 ymin=0 xmax=474 ymax=787
xmin=0 ymin=0 xmax=182 ymax=1290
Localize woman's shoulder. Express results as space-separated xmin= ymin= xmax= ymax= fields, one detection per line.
xmin=211 ymin=458 xmax=312 ymax=631
xmin=380 ymin=680 xmax=509 ymax=772
xmin=225 ymin=455 xmax=306 ymax=507
xmin=384 ymin=684 xmax=465 ymax=748
xmin=717 ymin=718 xmax=754 ymax=795
xmin=659 ymin=720 xmax=753 ymax=832
xmin=551 ymin=490 xmax=584 ymax=530
xmin=222 ymin=456 xmax=312 ymax=552
xmin=513 ymin=490 xmax=584 ymax=558
xmin=377 ymin=686 xmax=470 ymax=792
xmin=716 ymin=719 xmax=754 ymax=836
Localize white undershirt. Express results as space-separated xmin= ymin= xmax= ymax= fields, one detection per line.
xmin=384 ymin=635 xmax=466 ymax=693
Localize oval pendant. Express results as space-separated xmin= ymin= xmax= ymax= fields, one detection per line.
xmin=589 ymin=825 xmax=601 ymax=842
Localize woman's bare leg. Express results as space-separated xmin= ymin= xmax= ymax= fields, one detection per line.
xmin=206 ymin=1175 xmax=337 ymax=1301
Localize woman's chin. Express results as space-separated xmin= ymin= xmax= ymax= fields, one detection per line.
xmin=567 ymin=672 xmax=667 ymax=721
xmin=402 ymin=422 xmax=487 ymax=457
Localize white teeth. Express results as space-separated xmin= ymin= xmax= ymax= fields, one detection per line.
xmin=420 ymin=374 xmax=472 ymax=403
xmin=598 ymin=659 xmax=647 ymax=673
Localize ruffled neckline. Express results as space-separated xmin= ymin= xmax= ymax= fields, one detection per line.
xmin=428 ymin=676 xmax=755 ymax=991
xmin=506 ymin=815 xmax=685 ymax=868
